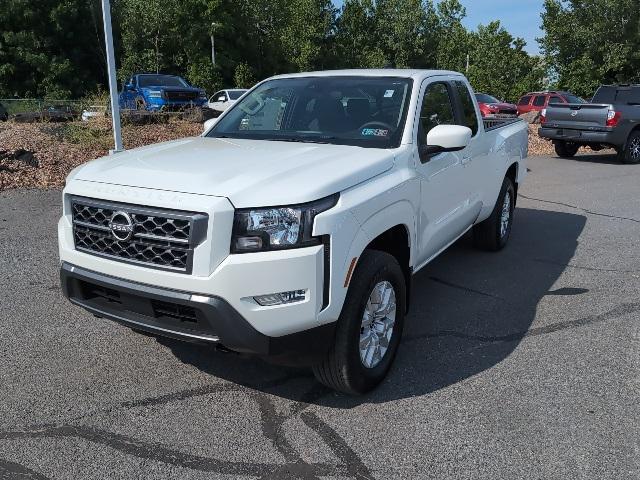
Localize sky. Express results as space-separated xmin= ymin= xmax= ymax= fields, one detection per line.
xmin=333 ymin=0 xmax=545 ymax=55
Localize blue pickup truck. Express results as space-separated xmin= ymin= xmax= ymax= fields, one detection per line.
xmin=119 ymin=73 xmax=207 ymax=111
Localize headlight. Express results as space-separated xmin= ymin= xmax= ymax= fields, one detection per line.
xmin=147 ymin=90 xmax=162 ymax=98
xmin=231 ymin=195 xmax=338 ymax=253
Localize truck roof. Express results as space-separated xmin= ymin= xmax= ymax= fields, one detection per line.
xmin=268 ymin=69 xmax=465 ymax=81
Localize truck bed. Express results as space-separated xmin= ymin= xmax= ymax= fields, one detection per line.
xmin=483 ymin=117 xmax=523 ymax=132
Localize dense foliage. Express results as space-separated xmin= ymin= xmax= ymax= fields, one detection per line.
xmin=7 ymin=0 xmax=634 ymax=101
xmin=540 ymin=0 xmax=640 ymax=99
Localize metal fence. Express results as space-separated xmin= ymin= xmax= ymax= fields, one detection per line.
xmin=0 ymin=99 xmax=106 ymax=116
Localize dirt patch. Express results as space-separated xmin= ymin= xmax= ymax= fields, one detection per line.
xmin=0 ymin=118 xmax=201 ymax=190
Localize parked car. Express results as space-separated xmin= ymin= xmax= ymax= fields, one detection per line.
xmin=81 ymin=105 xmax=107 ymax=121
xmin=475 ymin=93 xmax=518 ymax=117
xmin=517 ymin=91 xmax=585 ymax=116
xmin=539 ymin=84 xmax=640 ymax=163
xmin=59 ymin=69 xmax=528 ymax=394
xmin=208 ymin=89 xmax=248 ymax=112
xmin=119 ymin=73 xmax=207 ymax=111
xmin=13 ymin=104 xmax=77 ymax=123
xmin=0 ymin=102 xmax=8 ymax=121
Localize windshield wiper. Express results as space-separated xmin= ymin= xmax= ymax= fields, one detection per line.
xmin=266 ymin=136 xmax=337 ymax=144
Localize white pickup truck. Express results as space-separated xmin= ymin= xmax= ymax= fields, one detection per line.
xmin=59 ymin=70 xmax=528 ymax=394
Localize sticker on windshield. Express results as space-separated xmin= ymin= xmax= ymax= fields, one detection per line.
xmin=384 ymin=90 xmax=395 ymax=98
xmin=361 ymin=128 xmax=390 ymax=137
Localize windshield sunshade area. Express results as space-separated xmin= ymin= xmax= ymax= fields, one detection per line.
xmin=138 ymin=75 xmax=188 ymax=88
xmin=207 ymin=76 xmax=413 ymax=148
xmin=476 ymin=94 xmax=500 ymax=104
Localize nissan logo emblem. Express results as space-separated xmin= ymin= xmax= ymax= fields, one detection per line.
xmin=109 ymin=211 xmax=134 ymax=241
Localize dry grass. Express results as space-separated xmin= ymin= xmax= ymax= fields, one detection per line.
xmin=0 ymin=118 xmax=201 ymax=190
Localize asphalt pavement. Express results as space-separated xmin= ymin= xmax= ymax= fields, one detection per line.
xmin=0 ymin=153 xmax=638 ymax=479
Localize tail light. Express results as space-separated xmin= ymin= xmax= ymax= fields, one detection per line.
xmin=540 ymin=108 xmax=546 ymax=124
xmin=606 ymin=109 xmax=621 ymax=127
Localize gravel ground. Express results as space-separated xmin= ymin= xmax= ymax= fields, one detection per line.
xmin=0 ymin=153 xmax=638 ymax=479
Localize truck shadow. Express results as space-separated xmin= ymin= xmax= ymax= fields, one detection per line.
xmin=160 ymin=207 xmax=586 ymax=406
xmin=567 ymin=151 xmax=621 ymax=164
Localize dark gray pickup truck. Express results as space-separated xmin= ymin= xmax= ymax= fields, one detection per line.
xmin=539 ymin=85 xmax=640 ymax=164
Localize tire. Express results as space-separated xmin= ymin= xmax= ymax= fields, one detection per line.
xmin=473 ymin=176 xmax=515 ymax=251
xmin=620 ymin=131 xmax=640 ymax=164
xmin=554 ymin=140 xmax=580 ymax=158
xmin=312 ymin=250 xmax=406 ymax=395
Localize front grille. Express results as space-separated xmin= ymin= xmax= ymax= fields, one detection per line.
xmin=71 ymin=196 xmax=207 ymax=273
xmin=163 ymin=90 xmax=198 ymax=102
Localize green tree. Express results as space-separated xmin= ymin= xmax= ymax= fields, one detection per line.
xmin=466 ymin=22 xmax=544 ymax=102
xmin=233 ymin=62 xmax=256 ymax=88
xmin=0 ymin=0 xmax=107 ymax=98
xmin=540 ymin=0 xmax=640 ymax=98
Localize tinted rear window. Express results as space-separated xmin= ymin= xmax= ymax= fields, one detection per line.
xmin=593 ymin=86 xmax=640 ymax=104
xmin=518 ymin=96 xmax=532 ymax=106
xmin=533 ymin=96 xmax=546 ymax=106
xmin=562 ymin=94 xmax=584 ymax=103
xmin=228 ymin=90 xmax=246 ymax=100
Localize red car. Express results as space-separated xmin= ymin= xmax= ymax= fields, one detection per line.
xmin=474 ymin=93 xmax=518 ymax=117
xmin=516 ymin=91 xmax=585 ymax=116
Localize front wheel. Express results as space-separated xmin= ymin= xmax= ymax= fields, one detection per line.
xmin=620 ymin=131 xmax=640 ymax=164
xmin=473 ymin=176 xmax=515 ymax=251
xmin=554 ymin=140 xmax=580 ymax=158
xmin=312 ymin=250 xmax=406 ymax=395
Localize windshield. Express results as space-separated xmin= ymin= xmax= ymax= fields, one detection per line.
xmin=562 ymin=93 xmax=585 ymax=104
xmin=475 ymin=93 xmax=500 ymax=104
xmin=207 ymin=76 xmax=413 ymax=148
xmin=228 ymin=90 xmax=246 ymax=100
xmin=138 ymin=75 xmax=188 ymax=88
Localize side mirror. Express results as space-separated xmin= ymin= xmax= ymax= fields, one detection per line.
xmin=125 ymin=83 xmax=134 ymax=91
xmin=203 ymin=117 xmax=219 ymax=133
xmin=420 ymin=125 xmax=472 ymax=161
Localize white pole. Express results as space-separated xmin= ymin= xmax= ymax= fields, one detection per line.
xmin=210 ymin=22 xmax=216 ymax=66
xmin=101 ymin=0 xmax=123 ymax=153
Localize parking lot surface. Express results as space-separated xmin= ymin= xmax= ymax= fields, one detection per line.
xmin=1 ymin=154 xmax=638 ymax=479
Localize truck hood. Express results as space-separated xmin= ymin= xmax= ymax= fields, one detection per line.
xmin=75 ymin=137 xmax=395 ymax=207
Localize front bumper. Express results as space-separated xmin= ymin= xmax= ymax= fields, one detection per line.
xmin=60 ymin=262 xmax=335 ymax=365
xmin=146 ymin=98 xmax=207 ymax=111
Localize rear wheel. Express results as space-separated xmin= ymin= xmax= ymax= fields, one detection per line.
xmin=554 ymin=140 xmax=580 ymax=158
xmin=473 ymin=176 xmax=515 ymax=251
xmin=621 ymin=131 xmax=640 ymax=164
xmin=312 ymin=250 xmax=406 ymax=395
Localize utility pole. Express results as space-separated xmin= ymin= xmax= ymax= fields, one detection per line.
xmin=101 ymin=0 xmax=123 ymax=153
xmin=210 ymin=23 xmax=218 ymax=66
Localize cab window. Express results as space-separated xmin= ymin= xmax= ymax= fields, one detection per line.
xmin=549 ymin=96 xmax=563 ymax=104
xmin=518 ymin=96 xmax=532 ymax=106
xmin=533 ymin=95 xmax=546 ymax=107
xmin=453 ymin=81 xmax=479 ymax=136
xmin=418 ymin=82 xmax=456 ymax=144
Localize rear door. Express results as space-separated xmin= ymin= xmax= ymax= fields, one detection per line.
xmin=451 ymin=80 xmax=489 ymax=216
xmin=532 ymin=95 xmax=546 ymax=111
xmin=414 ymin=79 xmax=476 ymax=265
xmin=517 ymin=95 xmax=533 ymax=114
